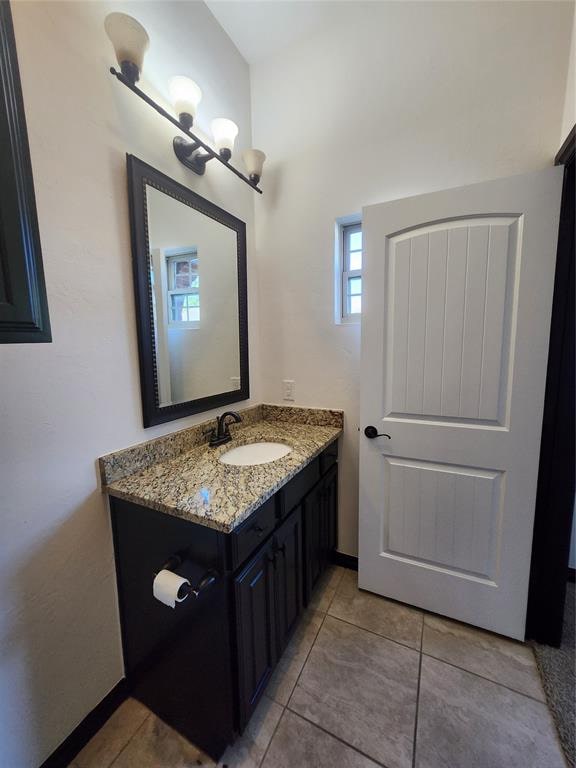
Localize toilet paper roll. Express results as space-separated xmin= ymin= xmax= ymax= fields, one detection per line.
xmin=153 ymin=569 xmax=190 ymax=609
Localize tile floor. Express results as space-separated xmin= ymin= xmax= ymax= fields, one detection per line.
xmin=70 ymin=566 xmax=567 ymax=768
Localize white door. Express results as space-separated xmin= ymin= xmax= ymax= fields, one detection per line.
xmin=359 ymin=167 xmax=563 ymax=639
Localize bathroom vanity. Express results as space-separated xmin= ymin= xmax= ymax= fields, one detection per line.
xmin=100 ymin=405 xmax=342 ymax=759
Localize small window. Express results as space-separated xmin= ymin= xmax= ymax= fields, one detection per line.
xmin=341 ymin=222 xmax=362 ymax=320
xmin=167 ymin=252 xmax=199 ymax=326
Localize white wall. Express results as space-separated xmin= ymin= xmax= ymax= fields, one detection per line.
xmin=0 ymin=3 xmax=259 ymax=766
xmin=561 ymin=4 xmax=576 ymax=143
xmin=251 ymin=0 xmax=574 ymax=556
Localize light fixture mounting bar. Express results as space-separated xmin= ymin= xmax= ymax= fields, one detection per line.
xmin=109 ymin=67 xmax=263 ymax=194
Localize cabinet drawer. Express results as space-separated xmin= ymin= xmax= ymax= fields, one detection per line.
xmin=231 ymin=496 xmax=277 ymax=569
xmin=279 ymin=458 xmax=320 ymax=519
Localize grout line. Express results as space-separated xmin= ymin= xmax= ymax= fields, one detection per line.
xmin=420 ymin=652 xmax=548 ymax=704
xmin=259 ymin=606 xmax=328 ymax=766
xmin=323 ymin=613 xmax=422 ymax=654
xmin=411 ymin=620 xmax=425 ymax=768
xmin=323 ymin=588 xmax=339 ymax=615
xmin=284 ymin=708 xmax=393 ymax=768
xmin=285 ymin=608 xmax=329 ymax=708
xmin=255 ymin=698 xmax=285 ymax=768
xmin=281 ymin=583 xmax=416 ymax=768
xmin=108 ymin=711 xmax=152 ymax=767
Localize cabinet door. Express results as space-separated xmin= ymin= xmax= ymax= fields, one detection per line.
xmin=234 ymin=538 xmax=276 ymax=729
xmin=274 ymin=506 xmax=303 ymax=654
xmin=322 ymin=464 xmax=338 ymax=555
xmin=302 ymin=483 xmax=324 ymax=605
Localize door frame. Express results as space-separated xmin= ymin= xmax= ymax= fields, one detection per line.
xmin=526 ymin=126 xmax=575 ymax=646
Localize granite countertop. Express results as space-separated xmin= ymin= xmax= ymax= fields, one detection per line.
xmin=101 ymin=406 xmax=342 ymax=533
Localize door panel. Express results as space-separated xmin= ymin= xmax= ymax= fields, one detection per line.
xmin=360 ymin=167 xmax=563 ymax=639
xmin=386 ymin=217 xmax=519 ymax=425
xmin=385 ymin=457 xmax=502 ymax=579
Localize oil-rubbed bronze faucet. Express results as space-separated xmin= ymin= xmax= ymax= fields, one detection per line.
xmin=205 ymin=411 xmax=242 ymax=447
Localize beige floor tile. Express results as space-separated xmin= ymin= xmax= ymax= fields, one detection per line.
xmin=261 ymin=710 xmax=381 ymax=768
xmin=266 ymin=610 xmax=324 ymax=705
xmin=75 ymin=698 xmax=150 ymax=768
xmin=416 ymin=655 xmax=566 ymax=768
xmin=110 ymin=712 xmax=214 ymax=767
xmin=307 ymin=566 xmax=345 ymax=613
xmin=422 ymin=614 xmax=546 ymax=700
xmin=289 ymin=616 xmax=419 ymax=768
xmin=218 ymin=695 xmax=283 ymax=768
xmin=328 ymin=569 xmax=423 ymax=649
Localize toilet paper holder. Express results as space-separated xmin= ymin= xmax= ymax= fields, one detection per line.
xmin=158 ymin=554 xmax=218 ymax=601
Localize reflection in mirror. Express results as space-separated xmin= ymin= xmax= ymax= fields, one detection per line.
xmin=146 ymin=186 xmax=240 ymax=406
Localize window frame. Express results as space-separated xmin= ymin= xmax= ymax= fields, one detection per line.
xmin=166 ymin=251 xmax=200 ymax=328
xmin=339 ymin=221 xmax=362 ymax=322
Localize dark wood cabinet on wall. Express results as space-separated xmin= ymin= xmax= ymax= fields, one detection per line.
xmin=110 ymin=441 xmax=339 ymax=760
xmin=0 ymin=3 xmax=51 ymax=343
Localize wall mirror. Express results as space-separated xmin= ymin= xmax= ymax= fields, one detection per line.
xmin=127 ymin=155 xmax=248 ymax=427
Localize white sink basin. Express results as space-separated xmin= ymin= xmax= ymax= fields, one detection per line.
xmin=219 ymin=442 xmax=292 ymax=466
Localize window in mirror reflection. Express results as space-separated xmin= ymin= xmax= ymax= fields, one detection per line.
xmin=167 ymin=251 xmax=200 ymax=325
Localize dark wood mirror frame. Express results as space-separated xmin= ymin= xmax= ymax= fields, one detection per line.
xmin=0 ymin=1 xmax=51 ymax=343
xmin=127 ymin=155 xmax=249 ymax=427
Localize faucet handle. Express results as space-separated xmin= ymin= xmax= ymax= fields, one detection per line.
xmin=202 ymin=426 xmax=216 ymax=442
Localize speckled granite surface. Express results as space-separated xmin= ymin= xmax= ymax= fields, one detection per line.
xmin=100 ymin=405 xmax=343 ymax=533
xmin=261 ymin=404 xmax=343 ymax=427
xmin=99 ymin=405 xmax=263 ymax=486
xmin=99 ymin=404 xmax=343 ymax=486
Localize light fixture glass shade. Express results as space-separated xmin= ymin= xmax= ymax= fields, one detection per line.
xmin=104 ymin=13 xmax=149 ymax=77
xmin=211 ymin=118 xmax=239 ymax=157
xmin=169 ymin=76 xmax=202 ymax=123
xmin=242 ymin=149 xmax=266 ymax=182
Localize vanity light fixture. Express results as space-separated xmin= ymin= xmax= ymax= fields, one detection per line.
xmin=211 ymin=118 xmax=238 ymax=162
xmin=104 ymin=13 xmax=265 ymax=193
xmin=242 ymin=149 xmax=266 ymax=185
xmin=169 ymin=76 xmax=202 ymax=130
xmin=104 ymin=12 xmax=149 ymax=85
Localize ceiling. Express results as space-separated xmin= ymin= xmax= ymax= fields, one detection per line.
xmin=205 ymin=1 xmax=359 ymax=64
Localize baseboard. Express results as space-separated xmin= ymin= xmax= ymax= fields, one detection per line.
xmin=568 ymin=568 xmax=575 ymax=583
xmin=331 ymin=551 xmax=358 ymax=571
xmin=41 ymin=551 xmax=359 ymax=767
xmin=40 ymin=679 xmax=130 ymax=768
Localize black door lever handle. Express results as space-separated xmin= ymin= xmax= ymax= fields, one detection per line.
xmin=364 ymin=426 xmax=391 ymax=439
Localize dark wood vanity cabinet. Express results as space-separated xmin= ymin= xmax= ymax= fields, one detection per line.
xmin=273 ymin=507 xmax=303 ymax=653
xmin=234 ymin=507 xmax=303 ymax=727
xmin=234 ymin=535 xmax=277 ymax=727
xmin=110 ymin=441 xmax=338 ymax=760
xmin=303 ymin=463 xmax=338 ymax=604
